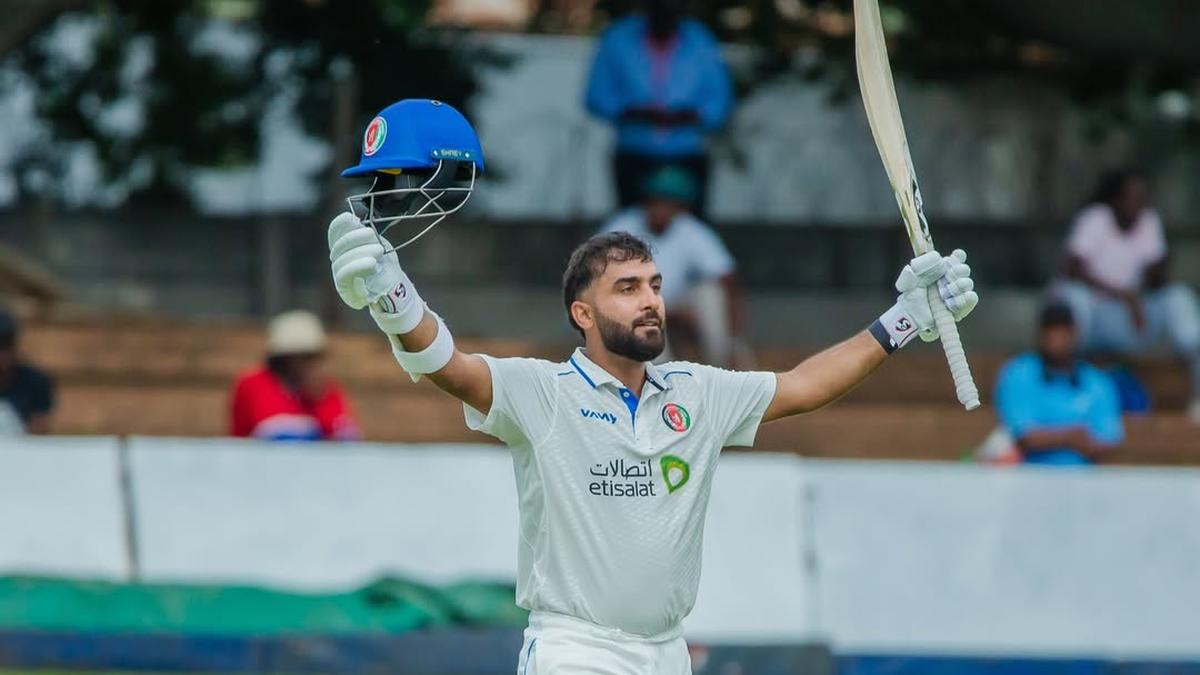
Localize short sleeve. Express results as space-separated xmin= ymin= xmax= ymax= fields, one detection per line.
xmin=1086 ymin=372 xmax=1124 ymax=445
xmin=685 ymin=220 xmax=736 ymax=280
xmin=692 ymin=24 xmax=733 ymax=130
xmin=994 ymin=359 xmax=1039 ymax=439
xmin=583 ymin=24 xmax=628 ymax=122
xmin=697 ymin=365 xmax=777 ymax=448
xmin=463 ymin=356 xmax=560 ymax=448
xmin=1066 ymin=206 xmax=1105 ymax=260
xmin=1142 ymin=209 xmax=1168 ymax=262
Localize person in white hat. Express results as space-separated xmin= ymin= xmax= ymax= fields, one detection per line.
xmin=229 ymin=310 xmax=361 ymax=441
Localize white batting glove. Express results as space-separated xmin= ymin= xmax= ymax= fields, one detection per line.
xmin=937 ymin=249 xmax=979 ymax=323
xmin=327 ymin=212 xmax=426 ymax=335
xmin=873 ymin=249 xmax=978 ymax=352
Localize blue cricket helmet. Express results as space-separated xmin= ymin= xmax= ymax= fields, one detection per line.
xmin=342 ymin=99 xmax=485 ymax=250
xmin=341 ymin=98 xmax=485 ymax=177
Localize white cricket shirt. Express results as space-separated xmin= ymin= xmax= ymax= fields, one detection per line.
xmin=463 ymin=347 xmax=776 ymax=637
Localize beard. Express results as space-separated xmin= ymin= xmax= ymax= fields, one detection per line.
xmin=595 ymin=308 xmax=666 ymax=362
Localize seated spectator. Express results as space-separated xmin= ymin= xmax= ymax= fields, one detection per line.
xmin=1053 ymin=169 xmax=1200 ymax=422
xmin=230 ymin=310 xmax=361 ymax=441
xmin=599 ymin=166 xmax=750 ymax=367
xmin=995 ymin=302 xmax=1123 ymax=466
xmin=0 ymin=309 xmax=53 ymax=434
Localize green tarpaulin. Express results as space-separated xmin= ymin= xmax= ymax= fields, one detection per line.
xmin=0 ymin=576 xmax=526 ymax=635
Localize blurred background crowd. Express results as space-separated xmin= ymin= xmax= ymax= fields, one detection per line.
xmin=0 ymin=0 xmax=1195 ymax=464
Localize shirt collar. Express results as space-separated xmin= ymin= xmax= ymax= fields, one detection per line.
xmin=569 ymin=347 xmax=671 ymax=392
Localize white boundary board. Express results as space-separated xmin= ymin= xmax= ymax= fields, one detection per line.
xmin=0 ymin=436 xmax=128 ymax=579
xmin=129 ymin=438 xmax=520 ymax=589
xmin=806 ymin=460 xmax=1200 ymax=658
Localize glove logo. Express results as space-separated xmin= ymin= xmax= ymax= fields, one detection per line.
xmin=363 ymin=116 xmax=387 ymax=156
xmin=894 ymin=317 xmax=913 ymax=333
xmin=377 ymin=283 xmax=406 ymax=314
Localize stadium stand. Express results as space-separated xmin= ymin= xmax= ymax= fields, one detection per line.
xmin=24 ymin=317 xmax=1196 ymax=464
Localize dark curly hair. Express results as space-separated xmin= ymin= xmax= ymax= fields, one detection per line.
xmin=562 ymin=232 xmax=654 ymax=336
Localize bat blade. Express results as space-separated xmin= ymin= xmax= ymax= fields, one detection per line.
xmin=854 ymin=0 xmax=934 ymax=256
xmin=854 ymin=0 xmax=981 ymax=411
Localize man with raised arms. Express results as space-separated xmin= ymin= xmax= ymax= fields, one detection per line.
xmin=328 ymin=99 xmax=978 ymax=674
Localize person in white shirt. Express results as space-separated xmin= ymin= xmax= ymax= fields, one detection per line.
xmin=1053 ymin=170 xmax=1200 ymax=421
xmin=600 ymin=166 xmax=747 ymax=367
xmin=328 ymin=99 xmax=979 ymax=675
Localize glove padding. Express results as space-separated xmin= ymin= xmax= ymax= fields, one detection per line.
xmin=937 ymin=248 xmax=978 ymax=321
xmin=328 ymin=212 xmax=425 ymax=335
xmin=329 ymin=212 xmax=394 ymax=308
xmin=895 ymin=248 xmax=978 ymax=343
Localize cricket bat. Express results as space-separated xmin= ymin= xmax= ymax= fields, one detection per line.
xmin=854 ymin=0 xmax=980 ymax=410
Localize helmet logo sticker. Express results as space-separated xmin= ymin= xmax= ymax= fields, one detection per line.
xmin=363 ymin=116 xmax=387 ymax=157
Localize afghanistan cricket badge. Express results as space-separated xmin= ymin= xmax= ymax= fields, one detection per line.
xmin=661 ymin=403 xmax=691 ymax=433
xmin=363 ymin=116 xmax=387 ymax=156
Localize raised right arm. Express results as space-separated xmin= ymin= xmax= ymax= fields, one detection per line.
xmin=328 ymin=212 xmax=494 ymax=415
xmin=390 ymin=311 xmax=493 ymax=414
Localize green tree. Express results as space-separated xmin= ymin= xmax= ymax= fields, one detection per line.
xmin=3 ymin=0 xmax=485 ymax=208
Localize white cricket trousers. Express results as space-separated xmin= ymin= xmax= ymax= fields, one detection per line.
xmin=516 ymin=611 xmax=692 ymax=675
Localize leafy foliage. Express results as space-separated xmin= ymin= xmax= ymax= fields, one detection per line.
xmin=4 ymin=0 xmax=483 ymax=207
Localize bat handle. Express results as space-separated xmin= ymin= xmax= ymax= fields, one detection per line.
xmin=927 ymin=284 xmax=980 ymax=411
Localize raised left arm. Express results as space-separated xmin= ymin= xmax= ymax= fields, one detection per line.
xmin=763 ymin=331 xmax=887 ymax=422
xmin=762 ymin=249 xmax=979 ymax=423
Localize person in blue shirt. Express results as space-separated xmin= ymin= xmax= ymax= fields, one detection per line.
xmin=583 ymin=0 xmax=733 ymax=217
xmin=995 ymin=302 xmax=1124 ymax=466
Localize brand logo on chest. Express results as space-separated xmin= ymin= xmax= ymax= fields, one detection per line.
xmin=580 ymin=408 xmax=618 ymax=425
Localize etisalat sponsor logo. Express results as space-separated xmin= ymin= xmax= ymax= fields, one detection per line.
xmin=587 ymin=455 xmax=691 ymax=497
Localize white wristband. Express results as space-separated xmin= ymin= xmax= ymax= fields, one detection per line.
xmin=875 ymin=302 xmax=920 ymax=352
xmin=387 ymin=312 xmax=455 ymax=382
xmin=369 ymin=276 xmax=425 ymax=335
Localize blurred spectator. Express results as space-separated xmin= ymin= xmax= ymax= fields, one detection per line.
xmin=1053 ymin=170 xmax=1200 ymax=422
xmin=583 ymin=0 xmax=732 ymax=217
xmin=0 ymin=309 xmax=54 ymax=435
xmin=994 ymin=302 xmax=1123 ymax=466
xmin=600 ymin=165 xmax=749 ymax=367
xmin=230 ymin=311 xmax=361 ymax=441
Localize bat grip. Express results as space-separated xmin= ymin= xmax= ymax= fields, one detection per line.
xmin=927 ymin=284 xmax=980 ymax=411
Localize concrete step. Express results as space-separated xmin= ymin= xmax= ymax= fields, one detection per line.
xmin=21 ymin=319 xmax=558 ymax=388
xmin=52 ymin=380 xmax=1199 ymax=465
xmin=23 ymin=316 xmax=1197 ymax=460
xmin=24 ymin=318 xmax=1191 ymax=409
xmin=753 ymin=403 xmax=1199 ymax=465
xmin=55 ymin=382 xmax=489 ymax=443
xmin=756 ymin=347 xmax=1192 ymax=409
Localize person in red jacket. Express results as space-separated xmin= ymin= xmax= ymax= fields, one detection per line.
xmin=230 ymin=310 xmax=361 ymax=441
